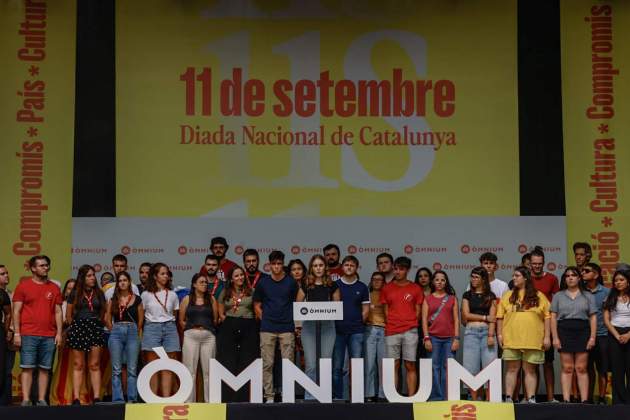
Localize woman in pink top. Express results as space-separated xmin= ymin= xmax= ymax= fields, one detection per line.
xmin=422 ymin=270 xmax=460 ymax=401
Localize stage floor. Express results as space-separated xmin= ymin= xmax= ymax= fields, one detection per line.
xmin=1 ymin=402 xmax=630 ymax=420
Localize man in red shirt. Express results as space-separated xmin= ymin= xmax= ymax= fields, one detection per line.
xmin=530 ymin=247 xmax=559 ymax=402
xmin=323 ymin=243 xmax=344 ymax=280
xmin=380 ymin=256 xmax=423 ymax=396
xmin=12 ymin=255 xmax=62 ymax=406
xmin=210 ymin=236 xmax=237 ymax=281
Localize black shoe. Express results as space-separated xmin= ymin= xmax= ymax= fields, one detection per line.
xmin=72 ymin=399 xmax=81 ymax=406
xmin=92 ymin=398 xmax=101 ymax=405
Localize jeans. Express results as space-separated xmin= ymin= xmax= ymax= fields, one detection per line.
xmin=332 ymin=332 xmax=363 ymax=399
xmin=182 ymin=328 xmax=216 ymax=402
xmin=462 ymin=326 xmax=497 ymax=377
xmin=301 ymin=321 xmax=336 ymax=400
xmin=428 ymin=336 xmax=454 ymax=401
xmin=108 ymin=322 xmax=140 ymax=402
xmin=364 ymin=326 xmax=385 ymax=398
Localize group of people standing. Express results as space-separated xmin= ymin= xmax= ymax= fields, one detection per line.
xmin=1 ymin=239 xmax=630 ymax=405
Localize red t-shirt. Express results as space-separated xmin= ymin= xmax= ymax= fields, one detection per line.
xmin=328 ymin=265 xmax=344 ymax=281
xmin=426 ymin=294 xmax=456 ymax=338
xmin=219 ymin=258 xmax=237 ymax=281
xmin=532 ymin=272 xmax=559 ymax=302
xmin=13 ymin=278 xmax=62 ymax=337
xmin=380 ymin=281 xmax=423 ymax=336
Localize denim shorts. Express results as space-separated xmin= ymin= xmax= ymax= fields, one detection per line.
xmin=141 ymin=321 xmax=181 ymax=353
xmin=20 ymin=335 xmax=56 ymax=370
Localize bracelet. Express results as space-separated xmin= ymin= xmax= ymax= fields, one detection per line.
xmin=488 ymin=334 xmax=495 ymax=337
xmin=423 ymin=336 xmax=431 ymax=342
xmin=453 ymin=337 xmax=460 ymax=340
xmin=14 ymin=333 xmax=20 ymax=336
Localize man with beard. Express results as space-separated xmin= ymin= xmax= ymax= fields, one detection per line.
xmin=243 ymin=249 xmax=262 ymax=288
xmin=202 ymin=254 xmax=224 ymax=299
xmin=210 ymin=237 xmax=237 ymax=281
xmin=323 ymin=244 xmax=344 ymax=280
xmin=137 ymin=262 xmax=151 ymax=294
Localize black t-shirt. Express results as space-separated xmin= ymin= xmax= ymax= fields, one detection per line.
xmin=68 ymin=289 xmax=105 ymax=320
xmin=0 ymin=289 xmax=10 ymax=324
xmin=301 ymin=282 xmax=339 ymax=302
xmin=462 ymin=290 xmax=496 ymax=316
xmin=112 ymin=294 xmax=141 ymax=323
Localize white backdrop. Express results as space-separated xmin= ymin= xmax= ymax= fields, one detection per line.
xmin=72 ymin=217 xmax=567 ymax=294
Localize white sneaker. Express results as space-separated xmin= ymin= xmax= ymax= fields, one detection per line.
xmin=265 ymin=398 xmax=274 ymax=403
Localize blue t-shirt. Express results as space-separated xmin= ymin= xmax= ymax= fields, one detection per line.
xmin=586 ymin=283 xmax=610 ymax=336
xmin=253 ymin=274 xmax=299 ymax=333
xmin=335 ymin=278 xmax=370 ymax=335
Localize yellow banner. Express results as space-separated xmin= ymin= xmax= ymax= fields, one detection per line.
xmin=413 ymin=401 xmax=514 ymax=420
xmin=561 ymin=1 xmax=629 ymax=282
xmin=126 ymin=403 xmax=226 ymax=420
xmin=0 ymin=2 xmax=75 ymax=281
xmin=116 ymin=0 xmax=518 ymax=217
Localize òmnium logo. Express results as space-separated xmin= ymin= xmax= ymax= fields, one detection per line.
xmin=291 ymin=245 xmax=300 ymax=255
xmin=178 ymin=246 xmax=188 ymax=255
xmin=300 ymin=307 xmax=308 ymax=315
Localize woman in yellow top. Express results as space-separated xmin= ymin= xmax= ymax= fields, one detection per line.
xmin=497 ymin=266 xmax=551 ymax=403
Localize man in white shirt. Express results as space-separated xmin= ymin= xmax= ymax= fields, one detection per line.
xmin=479 ymin=252 xmax=509 ymax=300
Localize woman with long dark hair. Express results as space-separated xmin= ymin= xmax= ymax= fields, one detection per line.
xmin=414 ymin=267 xmax=432 ymax=296
xmin=497 ymin=266 xmax=551 ymax=403
xmin=105 ymin=271 xmax=143 ymax=403
xmin=179 ymin=273 xmax=217 ymax=402
xmin=550 ymin=267 xmax=597 ymax=403
xmin=141 ymin=262 xmax=180 ymax=397
xmin=289 ymin=259 xmax=307 ymax=284
xmin=296 ymin=254 xmax=340 ymax=400
xmin=462 ymin=266 xmax=497 ymax=401
xmin=66 ymin=265 xmax=107 ymax=405
xmin=216 ymin=266 xmax=259 ymax=402
xmin=422 ymin=270 xmax=459 ymax=401
xmin=603 ymin=270 xmax=630 ymax=404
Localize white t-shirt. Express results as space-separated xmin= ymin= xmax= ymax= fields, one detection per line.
xmin=489 ymin=278 xmax=510 ymax=300
xmin=105 ymin=283 xmax=140 ymax=301
xmin=611 ymin=301 xmax=630 ymax=328
xmin=141 ymin=289 xmax=180 ymax=323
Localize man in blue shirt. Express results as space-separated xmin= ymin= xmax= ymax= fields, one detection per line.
xmin=253 ymin=251 xmax=299 ymax=403
xmin=582 ymin=262 xmax=610 ymax=404
xmin=333 ymin=255 xmax=370 ymax=399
